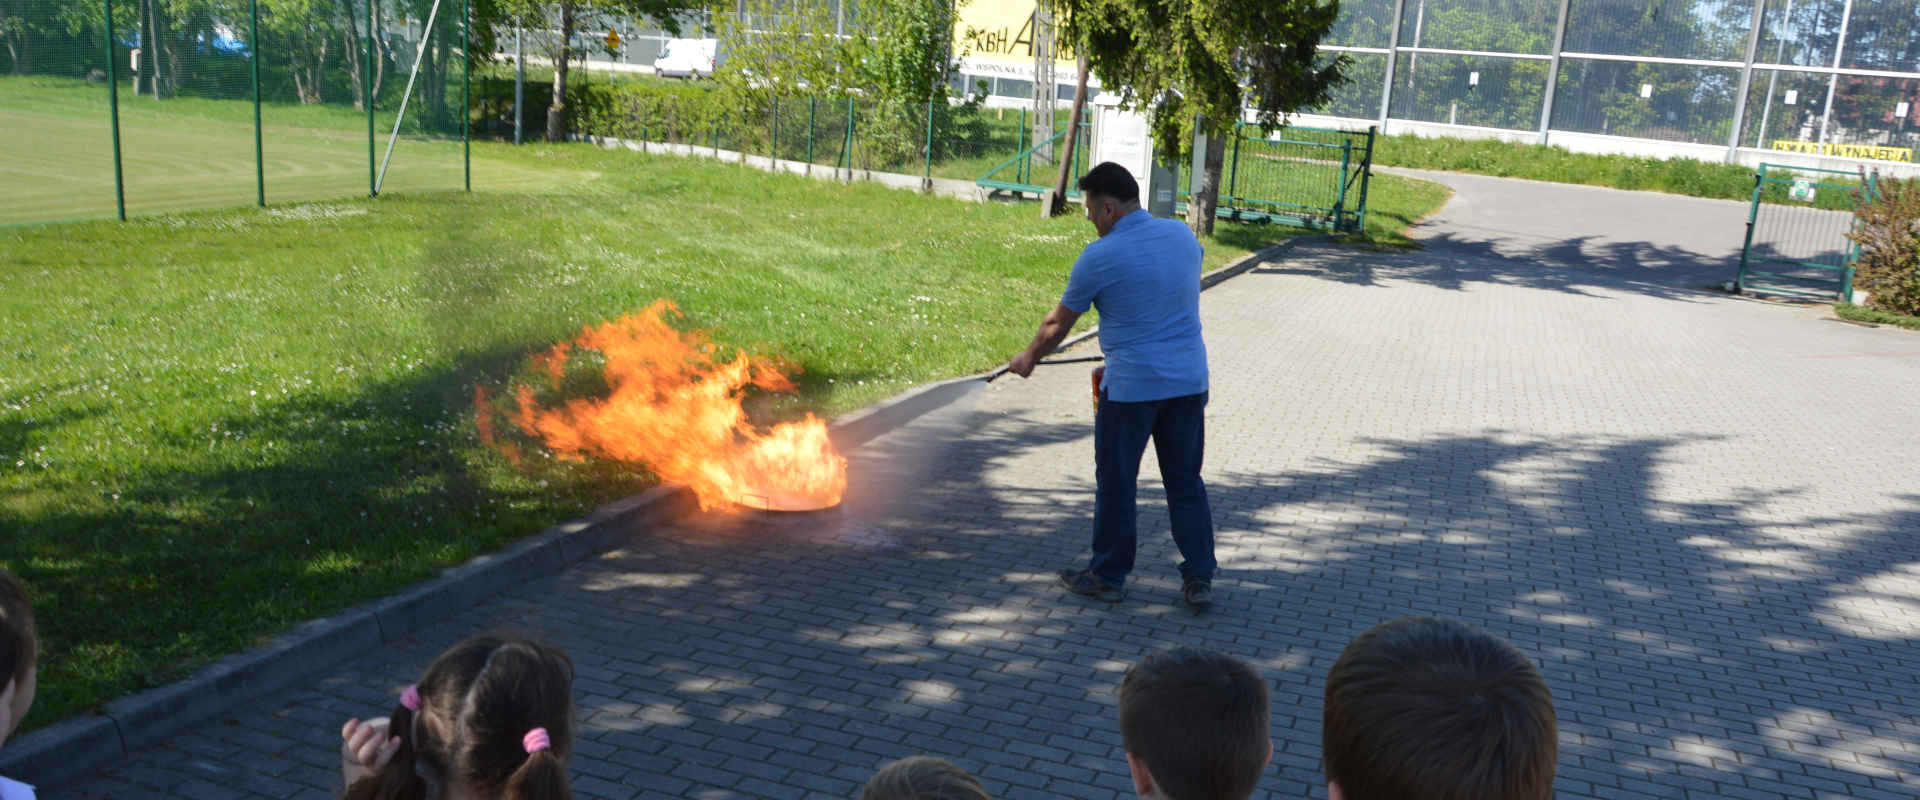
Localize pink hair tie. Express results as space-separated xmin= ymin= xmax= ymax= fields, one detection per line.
xmin=399 ymin=684 xmax=422 ymax=712
xmin=522 ymin=728 xmax=551 ymax=754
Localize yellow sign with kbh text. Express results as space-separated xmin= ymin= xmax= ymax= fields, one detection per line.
xmin=954 ymin=0 xmax=1077 ymax=78
xmin=604 ymin=28 xmax=621 ymax=51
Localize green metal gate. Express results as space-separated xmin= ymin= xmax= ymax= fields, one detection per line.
xmin=1736 ymin=163 xmax=1878 ymax=302
xmin=976 ymin=118 xmax=1374 ymax=235
xmin=1178 ymin=123 xmax=1376 ymax=234
xmin=975 ymin=113 xmax=1096 ymax=198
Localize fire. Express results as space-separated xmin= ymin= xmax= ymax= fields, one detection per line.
xmin=479 ymin=300 xmax=847 ymax=511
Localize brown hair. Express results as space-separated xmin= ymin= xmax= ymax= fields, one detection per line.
xmin=1118 ymin=647 xmax=1271 ymax=800
xmin=1323 ymin=617 xmax=1558 ymax=800
xmin=0 ymin=570 xmax=33 ymax=690
xmin=344 ymin=633 xmax=574 ymax=800
xmin=860 ymin=756 xmax=992 ymax=800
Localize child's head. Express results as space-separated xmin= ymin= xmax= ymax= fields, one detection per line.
xmin=1118 ymin=647 xmax=1271 ymax=800
xmin=347 ymin=633 xmax=575 ymax=800
xmin=0 ymin=569 xmax=35 ymax=746
xmin=860 ymin=756 xmax=992 ymax=800
xmin=1323 ymin=617 xmax=1557 ymax=800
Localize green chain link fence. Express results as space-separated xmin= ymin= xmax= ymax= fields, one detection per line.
xmin=2 ymin=0 xmax=470 ymax=227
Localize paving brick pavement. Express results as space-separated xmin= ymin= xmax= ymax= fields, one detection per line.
xmin=63 ymin=191 xmax=1920 ymax=798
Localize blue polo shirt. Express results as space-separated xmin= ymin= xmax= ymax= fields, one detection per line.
xmin=1060 ymin=209 xmax=1209 ymax=403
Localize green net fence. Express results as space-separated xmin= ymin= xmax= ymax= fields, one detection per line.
xmin=0 ymin=0 xmax=469 ymax=226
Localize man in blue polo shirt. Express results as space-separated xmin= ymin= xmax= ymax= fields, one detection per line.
xmin=1006 ymin=162 xmax=1216 ymax=610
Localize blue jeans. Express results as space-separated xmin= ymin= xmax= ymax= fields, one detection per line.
xmin=1086 ymin=391 xmax=1215 ymax=586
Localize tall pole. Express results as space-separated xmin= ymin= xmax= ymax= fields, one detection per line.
xmin=1754 ymin=0 xmax=1793 ymax=149
xmin=461 ymin=0 xmax=470 ymax=191
xmin=1379 ymin=0 xmax=1406 ymax=131
xmin=367 ymin=0 xmax=377 ymax=197
xmin=251 ymin=0 xmax=264 ymax=205
xmin=1818 ymin=0 xmax=1854 ymax=146
xmin=104 ymin=0 xmax=126 ymax=221
xmin=1726 ymin=0 xmax=1768 ymax=162
xmin=1537 ymin=0 xmax=1572 ymax=145
xmin=514 ymin=24 xmax=524 ymax=144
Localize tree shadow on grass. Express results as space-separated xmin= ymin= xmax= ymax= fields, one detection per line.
xmin=0 ymin=343 xmax=660 ymax=731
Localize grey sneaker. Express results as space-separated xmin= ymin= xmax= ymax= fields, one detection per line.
xmin=1059 ymin=569 xmax=1124 ymax=602
xmin=1182 ymin=577 xmax=1213 ymax=611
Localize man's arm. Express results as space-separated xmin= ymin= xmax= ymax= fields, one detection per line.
xmin=1008 ymin=303 xmax=1084 ymax=378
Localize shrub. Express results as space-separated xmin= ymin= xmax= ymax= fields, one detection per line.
xmin=1846 ymin=175 xmax=1920 ymax=316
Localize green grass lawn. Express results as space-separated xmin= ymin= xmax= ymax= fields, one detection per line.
xmin=0 ymin=76 xmax=574 ymax=226
xmin=0 ymin=140 xmax=1448 ymax=732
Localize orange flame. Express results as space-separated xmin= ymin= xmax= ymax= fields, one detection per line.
xmin=485 ymin=300 xmax=847 ymax=511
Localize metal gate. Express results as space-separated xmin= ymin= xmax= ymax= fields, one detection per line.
xmin=1178 ymin=123 xmax=1376 ymax=234
xmin=978 ymin=119 xmax=1374 ymax=235
xmin=1736 ymin=163 xmax=1878 ymax=302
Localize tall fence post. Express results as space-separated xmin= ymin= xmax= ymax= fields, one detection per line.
xmin=366 ymin=0 xmax=376 ymax=197
xmin=771 ymin=100 xmax=780 ymax=161
xmin=1017 ymin=108 xmax=1027 ymax=184
xmin=462 ymin=0 xmax=470 ymax=191
xmin=1355 ymin=126 xmax=1377 ymax=234
xmin=923 ymin=100 xmax=934 ymax=182
xmin=103 ymin=0 xmax=126 ymax=221
xmin=1735 ymin=166 xmax=1765 ymax=291
xmin=250 ymin=0 xmax=264 ymax=206
xmin=841 ymin=97 xmax=855 ymax=175
xmin=1335 ymin=139 xmax=1352 ymax=230
xmin=807 ymin=98 xmax=816 ymax=167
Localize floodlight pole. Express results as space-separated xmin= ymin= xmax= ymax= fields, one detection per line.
xmin=1726 ymin=0 xmax=1767 ymax=162
xmin=104 ymin=0 xmax=127 ymax=221
xmin=1378 ymin=0 xmax=1406 ymax=131
xmin=1537 ymin=0 xmax=1571 ymax=145
xmin=251 ymin=0 xmax=264 ymax=205
xmin=1818 ymin=0 xmax=1854 ymax=146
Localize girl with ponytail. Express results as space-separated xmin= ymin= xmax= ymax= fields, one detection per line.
xmin=340 ymin=633 xmax=574 ymax=800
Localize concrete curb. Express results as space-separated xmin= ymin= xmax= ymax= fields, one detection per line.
xmin=1 ymin=230 xmax=1316 ymax=790
xmin=0 ymin=481 xmax=699 ymax=789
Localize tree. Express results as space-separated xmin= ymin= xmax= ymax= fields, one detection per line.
xmin=1064 ymin=0 xmax=1345 ymax=236
xmin=710 ymin=0 xmax=963 ymax=166
xmin=259 ymin=0 xmax=339 ymax=103
xmin=516 ymin=0 xmax=696 ymax=142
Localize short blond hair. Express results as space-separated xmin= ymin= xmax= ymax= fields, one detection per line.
xmin=860 ymin=756 xmax=991 ymax=800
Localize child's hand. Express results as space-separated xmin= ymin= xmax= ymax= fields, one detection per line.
xmin=341 ymin=717 xmax=401 ymax=772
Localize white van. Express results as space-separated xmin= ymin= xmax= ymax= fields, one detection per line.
xmin=654 ymin=38 xmax=717 ymax=79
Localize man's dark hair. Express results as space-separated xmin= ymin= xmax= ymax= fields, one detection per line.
xmin=1077 ymin=162 xmax=1140 ymax=203
xmin=1119 ymin=647 xmax=1270 ymax=800
xmin=1324 ymin=617 xmax=1557 ymax=800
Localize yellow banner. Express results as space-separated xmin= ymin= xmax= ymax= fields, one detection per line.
xmin=1771 ymin=140 xmax=1914 ymax=163
xmin=954 ymin=0 xmax=1077 ymax=70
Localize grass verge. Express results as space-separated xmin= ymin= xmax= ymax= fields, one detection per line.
xmin=1372 ymin=132 xmax=1869 ymax=211
xmin=1835 ymin=303 xmax=1920 ymax=330
xmin=1 ymin=144 xmax=1449 ymax=732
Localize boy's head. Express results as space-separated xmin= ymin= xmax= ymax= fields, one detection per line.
xmin=860 ymin=755 xmax=991 ymax=800
xmin=1118 ymin=647 xmax=1271 ymax=800
xmin=1323 ymin=617 xmax=1557 ymax=800
xmin=0 ymin=569 xmax=36 ymax=745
